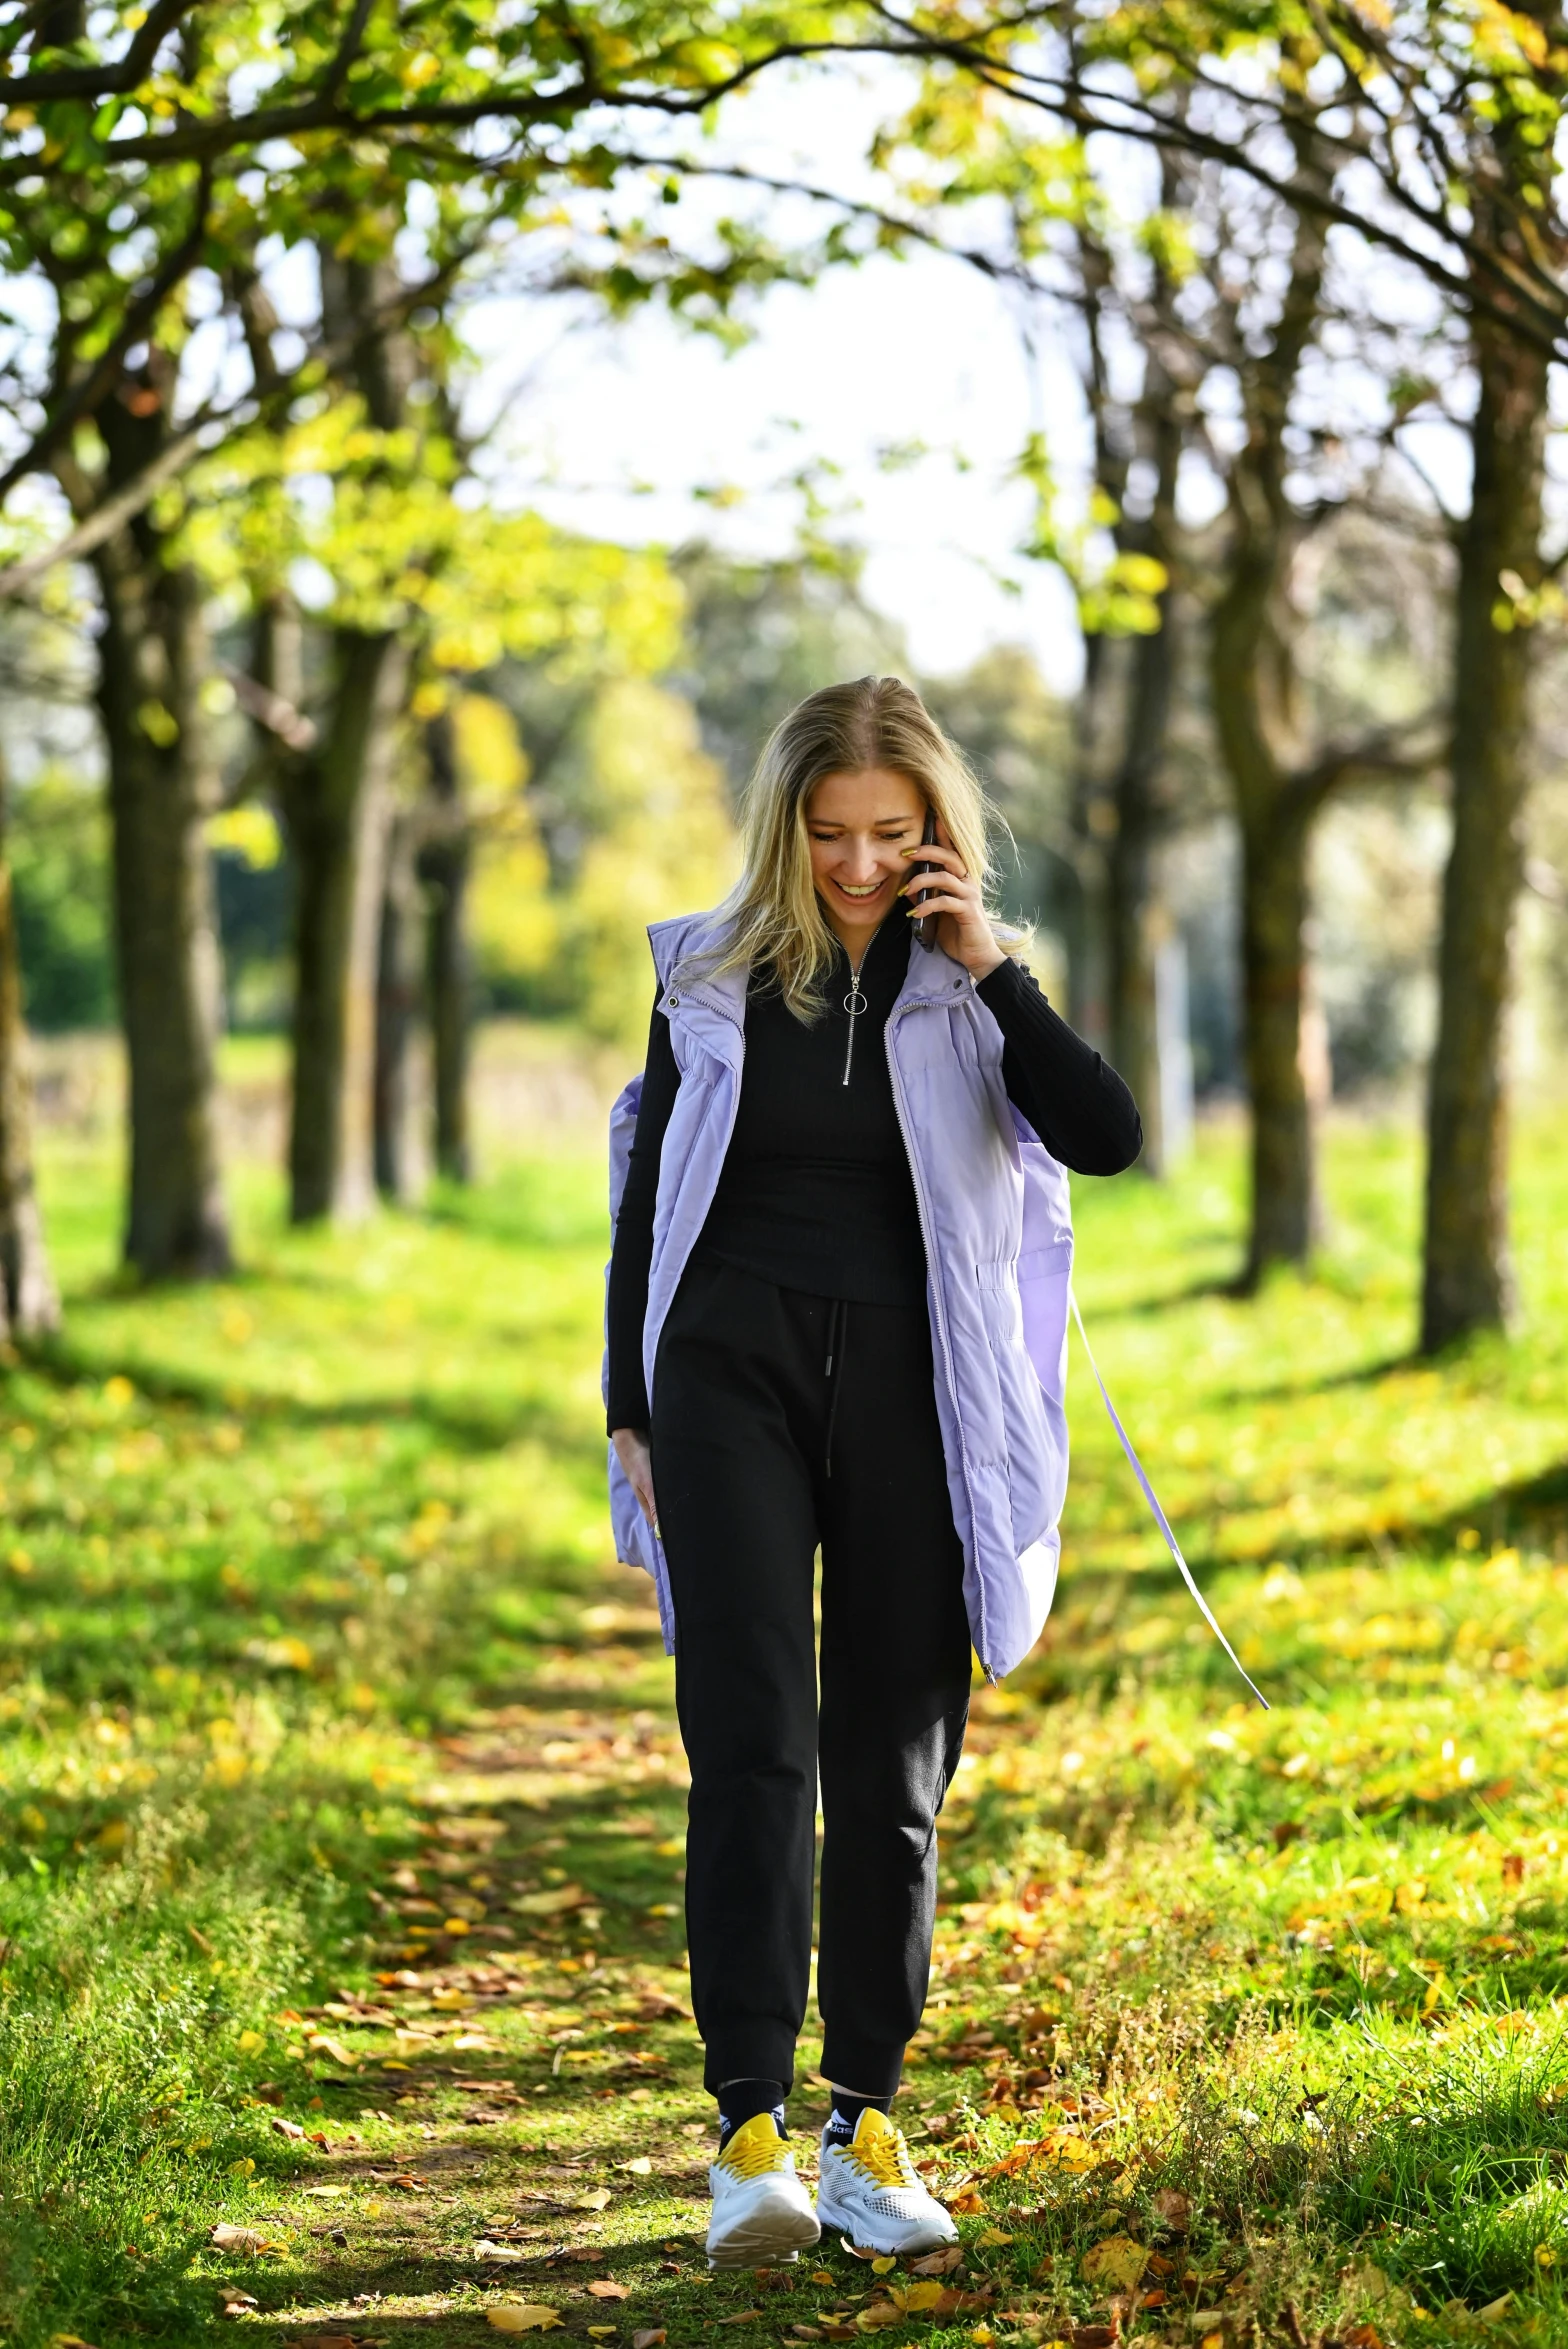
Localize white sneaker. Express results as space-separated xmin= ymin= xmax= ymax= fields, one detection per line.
xmin=706 ymin=2113 xmax=822 ymax=2269
xmin=815 ymin=2108 xmax=960 ymax=2255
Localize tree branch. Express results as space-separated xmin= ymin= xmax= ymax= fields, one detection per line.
xmin=0 ymin=154 xmax=213 ymax=509
xmin=1286 ymin=723 xmax=1445 ymax=815
xmin=2 ymin=0 xmax=191 ymax=102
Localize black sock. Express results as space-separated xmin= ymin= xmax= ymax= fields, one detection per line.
xmin=824 ymin=2090 xmax=893 ymax=2146
xmin=716 ymin=2079 xmax=787 ymax=2150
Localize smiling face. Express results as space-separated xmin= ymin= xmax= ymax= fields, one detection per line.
xmin=804 ymin=766 xmax=927 ymax=954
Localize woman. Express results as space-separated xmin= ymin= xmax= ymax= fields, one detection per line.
xmin=605 ymin=676 xmax=1141 ymax=2268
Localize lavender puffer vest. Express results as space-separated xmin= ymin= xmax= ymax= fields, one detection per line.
xmin=604 ymin=910 xmax=1074 ymax=1681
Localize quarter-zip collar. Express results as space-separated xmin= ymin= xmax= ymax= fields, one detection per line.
xmin=655 ymin=911 xmax=970 ymax=1059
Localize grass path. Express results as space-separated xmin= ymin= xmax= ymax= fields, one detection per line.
xmin=3 ymin=1109 xmax=1568 ymax=2347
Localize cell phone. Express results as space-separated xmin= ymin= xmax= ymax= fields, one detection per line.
xmin=911 ymin=807 xmax=940 ymax=950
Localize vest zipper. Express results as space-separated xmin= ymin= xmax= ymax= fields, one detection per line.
xmin=884 ymin=993 xmax=994 ymax=1679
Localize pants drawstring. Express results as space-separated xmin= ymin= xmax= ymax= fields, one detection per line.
xmin=823 ymin=1298 xmax=848 ymax=1478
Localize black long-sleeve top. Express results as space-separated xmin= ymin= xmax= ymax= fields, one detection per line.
xmin=606 ymin=919 xmax=1142 ymax=1432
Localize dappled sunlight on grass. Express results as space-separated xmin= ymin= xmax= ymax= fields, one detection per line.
xmin=0 ymin=1107 xmax=1565 ymax=2344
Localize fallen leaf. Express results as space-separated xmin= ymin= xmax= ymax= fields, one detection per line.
xmin=716 ymin=2313 xmax=764 ymax=2327
xmin=273 ymin=2116 xmax=306 ymax=2139
xmin=1341 ymin=2263 xmax=1396 ymax=2307
xmin=948 ymin=2192 xmax=985 ymax=2215
xmin=821 ymin=2328 xmax=857 ymax=2342
xmin=889 ymin=2284 xmax=948 ymax=2313
xmin=53 ymin=2336 xmax=105 ymax=2347
xmin=910 ymin=2249 xmax=964 ymax=2278
xmin=302 ymin=2184 xmax=347 ymax=2197
xmin=871 ymin=2256 xmax=897 ymax=2275
xmin=512 ymin=1885 xmax=587 ymax=1916
xmin=1070 ymin=2331 xmax=1116 ymax=2349
xmin=856 ymin=2307 xmax=903 ymax=2332
xmin=1344 ymin=2330 xmax=1384 ymax=2349
xmin=306 ymin=2033 xmax=360 ymax=2068
xmin=487 ymin=2308 xmax=565 ymax=2334
xmin=210 ymin=2222 xmax=286 ymax=2254
xmin=811 ymin=2272 xmax=839 ymax=2287
xmin=1080 ymin=2237 xmax=1149 ymax=2292
xmin=217 ymin=2293 xmax=259 ymax=2318
xmin=1151 ymin=2190 xmax=1191 ymax=2235
xmin=588 ymin=2282 xmax=631 ymax=2301
xmin=588 ymin=2329 xmax=619 ymax=2339
xmin=633 ymin=2333 xmax=667 ymax=2348
xmin=477 ymin=2241 xmax=528 ymax=2263
xmin=389 ymin=2173 xmax=428 ymax=2191
xmin=976 ymin=2229 xmax=1014 ymax=2248
xmin=620 ymin=2156 xmax=654 ymax=2176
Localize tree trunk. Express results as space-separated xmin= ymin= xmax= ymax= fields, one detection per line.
xmin=1419 ymin=319 xmax=1547 ymax=1351
xmin=419 ymin=708 xmax=473 ymax=1183
xmin=374 ymin=810 xmax=424 ymax=1203
xmin=282 ymin=628 xmax=406 ymax=1224
xmin=90 ymin=522 xmax=231 ymax=1279
xmin=1240 ymin=804 xmax=1321 ymax=1277
xmin=1105 ymin=661 xmax=1163 ymax=1170
xmin=0 ymin=751 xmax=59 ymax=1336
xmin=1104 ymin=266 xmax=1183 ymax=1172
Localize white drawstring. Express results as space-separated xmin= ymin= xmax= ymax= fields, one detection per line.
xmin=1069 ymin=1289 xmax=1270 ymax=1710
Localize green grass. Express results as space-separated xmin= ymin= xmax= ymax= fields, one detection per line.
xmin=2 ymin=1079 xmax=1567 ymax=2348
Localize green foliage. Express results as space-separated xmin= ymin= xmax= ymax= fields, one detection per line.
xmin=186 ymin=406 xmax=685 ymax=703
xmin=9 ymin=771 xmax=114 ymax=1032
xmin=472 ymin=676 xmax=739 ymax=1042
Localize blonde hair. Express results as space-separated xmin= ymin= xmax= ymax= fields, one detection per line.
xmin=705 ymin=675 xmax=996 ymax=1020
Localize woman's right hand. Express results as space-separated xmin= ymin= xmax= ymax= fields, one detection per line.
xmin=612 ymin=1427 xmax=658 ymax=1533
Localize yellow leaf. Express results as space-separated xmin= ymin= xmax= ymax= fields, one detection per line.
xmin=512 ymin=1885 xmax=587 ymax=1916
xmin=976 ymin=2228 xmax=1013 ymax=2247
xmin=488 ymin=2308 xmax=566 ymax=2333
xmin=228 ymin=2157 xmax=255 ymax=2177
xmin=589 ymin=2329 xmax=619 ymax=2337
xmin=1080 ymin=2236 xmax=1150 ymax=2291
xmin=892 ymin=2283 xmax=947 ymax=2311
xmin=620 ymin=2156 xmax=653 ymax=2175
xmin=236 ymin=2030 xmax=265 ymax=2054
xmin=871 ymin=2256 xmax=897 ymax=2274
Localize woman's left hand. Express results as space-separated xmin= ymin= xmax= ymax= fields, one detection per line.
xmin=900 ymin=828 xmax=1006 ymax=980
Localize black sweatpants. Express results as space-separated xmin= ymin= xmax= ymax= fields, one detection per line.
xmin=650 ymin=1253 xmax=974 ymax=2099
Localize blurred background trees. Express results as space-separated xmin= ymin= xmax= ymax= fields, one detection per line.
xmin=0 ymin=0 xmax=1562 ymax=1362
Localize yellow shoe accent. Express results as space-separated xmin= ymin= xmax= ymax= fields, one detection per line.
xmin=842 ymin=2107 xmax=920 ymax=2188
xmin=715 ymin=2111 xmax=792 ymax=2180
